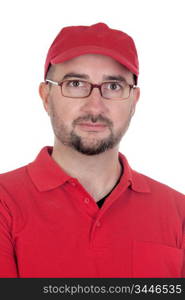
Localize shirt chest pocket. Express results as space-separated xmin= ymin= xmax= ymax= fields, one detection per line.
xmin=132 ymin=240 xmax=184 ymax=278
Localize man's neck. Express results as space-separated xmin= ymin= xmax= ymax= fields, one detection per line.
xmin=51 ymin=143 xmax=122 ymax=202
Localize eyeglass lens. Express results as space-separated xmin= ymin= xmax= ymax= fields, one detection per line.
xmin=61 ymin=80 xmax=130 ymax=99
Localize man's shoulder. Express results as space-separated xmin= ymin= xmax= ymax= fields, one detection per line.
xmin=0 ymin=164 xmax=29 ymax=189
xmin=133 ymin=169 xmax=185 ymax=200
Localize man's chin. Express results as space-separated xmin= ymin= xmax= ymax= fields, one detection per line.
xmin=72 ymin=146 xmax=109 ymax=156
xmin=67 ymin=129 xmax=123 ymax=155
xmin=70 ymin=139 xmax=115 ymax=155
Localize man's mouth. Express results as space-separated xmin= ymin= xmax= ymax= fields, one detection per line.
xmin=77 ymin=122 xmax=108 ymax=131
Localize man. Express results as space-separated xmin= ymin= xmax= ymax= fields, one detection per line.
xmin=0 ymin=22 xmax=185 ymax=278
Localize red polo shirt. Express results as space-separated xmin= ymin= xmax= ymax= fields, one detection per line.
xmin=0 ymin=146 xmax=185 ymax=278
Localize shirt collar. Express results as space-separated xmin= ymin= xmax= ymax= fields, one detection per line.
xmin=27 ymin=146 xmax=151 ymax=193
xmin=118 ymin=152 xmax=151 ymax=193
xmin=27 ymin=146 xmax=71 ymax=191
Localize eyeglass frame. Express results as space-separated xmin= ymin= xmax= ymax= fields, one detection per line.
xmin=45 ymin=78 xmax=137 ymax=100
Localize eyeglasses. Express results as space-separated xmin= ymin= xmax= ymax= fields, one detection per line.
xmin=45 ymin=79 xmax=136 ymax=100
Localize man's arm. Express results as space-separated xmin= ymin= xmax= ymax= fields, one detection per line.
xmin=0 ymin=199 xmax=18 ymax=277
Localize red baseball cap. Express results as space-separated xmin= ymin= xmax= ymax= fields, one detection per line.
xmin=44 ymin=22 xmax=139 ymax=82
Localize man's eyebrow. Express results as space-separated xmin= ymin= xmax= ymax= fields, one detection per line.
xmin=62 ymin=73 xmax=89 ymax=80
xmin=102 ymin=75 xmax=126 ymax=81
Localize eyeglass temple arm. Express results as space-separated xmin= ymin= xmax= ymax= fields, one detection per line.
xmin=45 ymin=79 xmax=59 ymax=86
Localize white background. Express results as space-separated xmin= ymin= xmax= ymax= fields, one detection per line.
xmin=0 ymin=0 xmax=184 ymax=194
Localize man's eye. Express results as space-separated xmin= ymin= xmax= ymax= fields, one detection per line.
xmin=107 ymin=82 xmax=122 ymax=90
xmin=67 ymin=80 xmax=83 ymax=87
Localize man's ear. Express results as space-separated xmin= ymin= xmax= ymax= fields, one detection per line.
xmin=39 ymin=82 xmax=51 ymax=114
xmin=131 ymin=87 xmax=140 ymax=116
xmin=134 ymin=86 xmax=140 ymax=104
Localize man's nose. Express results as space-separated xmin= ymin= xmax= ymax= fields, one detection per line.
xmin=81 ymin=86 xmax=108 ymax=113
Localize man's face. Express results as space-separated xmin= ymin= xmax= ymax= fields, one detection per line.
xmin=40 ymin=54 xmax=140 ymax=155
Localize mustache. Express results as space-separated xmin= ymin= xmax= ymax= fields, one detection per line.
xmin=73 ymin=114 xmax=113 ymax=127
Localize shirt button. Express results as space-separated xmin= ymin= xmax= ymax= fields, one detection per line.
xmin=84 ymin=197 xmax=90 ymax=204
xmin=96 ymin=221 xmax=101 ymax=227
